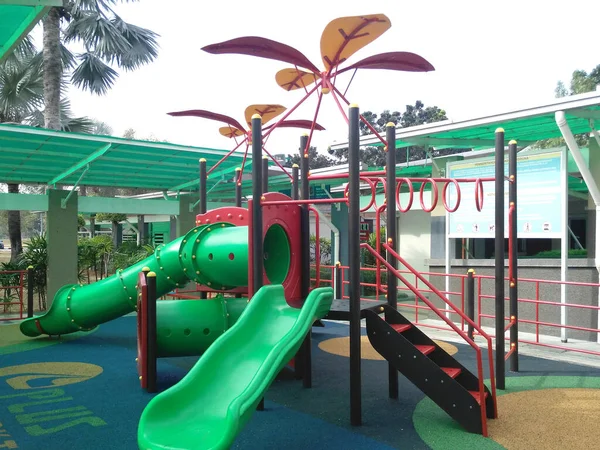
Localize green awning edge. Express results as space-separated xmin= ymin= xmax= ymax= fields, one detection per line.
xmin=0 ymin=2 xmax=62 ymax=62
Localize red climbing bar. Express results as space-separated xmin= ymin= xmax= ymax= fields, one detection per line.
xmin=261 ymin=198 xmax=347 ymax=206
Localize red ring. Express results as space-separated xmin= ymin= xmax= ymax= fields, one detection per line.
xmin=442 ymin=179 xmax=461 ymax=213
xmin=372 ymin=177 xmax=387 ymax=209
xmin=475 ymin=178 xmax=484 ymax=212
xmin=396 ymin=178 xmax=414 ymax=212
xmin=419 ymin=178 xmax=438 ymax=213
xmin=361 ymin=178 xmax=377 ymax=212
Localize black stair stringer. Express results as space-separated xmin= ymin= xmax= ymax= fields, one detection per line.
xmin=365 ymin=307 xmax=495 ymax=434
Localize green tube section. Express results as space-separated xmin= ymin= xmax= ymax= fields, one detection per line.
xmin=155 ymin=296 xmax=247 ymax=357
xmin=20 ymin=223 xmax=290 ymax=338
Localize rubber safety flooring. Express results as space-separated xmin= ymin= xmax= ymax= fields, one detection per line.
xmin=0 ymin=316 xmax=598 ymax=450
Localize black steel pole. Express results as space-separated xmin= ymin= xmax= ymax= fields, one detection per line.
xmin=199 ymin=158 xmax=208 ymax=300
xmin=300 ymin=134 xmax=312 ymax=389
xmin=292 ymin=164 xmax=299 ymax=200
xmin=146 ymin=271 xmax=157 ymax=393
xmin=235 ymin=167 xmax=242 ymax=207
xmin=335 ymin=262 xmax=342 ymax=300
xmin=262 ymin=156 xmax=269 ymax=194
xmin=251 ymin=115 xmax=264 ymax=294
xmin=291 ymin=162 xmax=302 ymax=380
xmin=348 ymin=104 xmax=362 ymax=426
xmin=199 ymin=158 xmax=207 ymax=214
xmin=251 ymin=114 xmax=265 ymax=412
xmin=385 ymin=122 xmax=398 ymax=400
xmin=27 ymin=265 xmax=34 ymax=318
xmin=494 ymin=128 xmax=505 ymax=390
xmin=508 ymin=139 xmax=519 ymax=372
xmin=466 ymin=269 xmax=475 ymax=340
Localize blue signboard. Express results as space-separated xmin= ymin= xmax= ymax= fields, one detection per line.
xmin=311 ymin=184 xmax=331 ymax=199
xmin=446 ymin=149 xmax=566 ymax=239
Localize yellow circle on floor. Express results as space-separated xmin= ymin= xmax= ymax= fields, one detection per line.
xmin=488 ymin=388 xmax=600 ymax=449
xmin=0 ymin=323 xmax=94 ymax=355
xmin=318 ymin=335 xmax=458 ymax=360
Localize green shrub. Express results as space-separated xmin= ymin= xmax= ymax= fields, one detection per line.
xmin=309 ymin=266 xmax=334 ymax=288
xmin=530 ymin=248 xmax=588 ymax=258
xmin=309 ymin=235 xmax=331 ymax=264
xmin=110 ymin=242 xmax=155 ymax=273
xmin=19 ymin=233 xmax=47 ymax=310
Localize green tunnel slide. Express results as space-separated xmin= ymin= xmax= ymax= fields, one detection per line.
xmin=138 ymin=285 xmax=333 ymax=450
xmin=19 ymin=222 xmax=291 ymax=342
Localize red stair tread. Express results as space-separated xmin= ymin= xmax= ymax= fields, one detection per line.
xmin=390 ymin=323 xmax=412 ymax=333
xmin=468 ymin=390 xmax=489 ymax=405
xmin=415 ymin=345 xmax=435 ymax=355
xmin=441 ymin=367 xmax=462 ymax=378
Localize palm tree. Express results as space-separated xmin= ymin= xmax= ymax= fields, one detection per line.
xmin=0 ymin=40 xmax=44 ymax=261
xmin=0 ymin=41 xmax=95 ymax=261
xmin=41 ymin=1 xmax=160 ymax=129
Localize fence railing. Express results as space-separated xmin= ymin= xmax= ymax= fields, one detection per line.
xmin=0 ymin=269 xmax=27 ymax=321
xmin=310 ymin=263 xmax=600 ymax=357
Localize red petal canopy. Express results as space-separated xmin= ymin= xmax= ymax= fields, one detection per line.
xmin=202 ymin=36 xmax=320 ymax=74
xmin=167 ymin=109 xmax=246 ymax=133
xmin=336 ymin=51 xmax=435 ymax=75
xmin=263 ymin=120 xmax=325 ymax=131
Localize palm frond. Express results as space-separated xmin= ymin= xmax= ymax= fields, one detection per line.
xmin=60 ymin=43 xmax=77 ymax=70
xmin=71 ymin=52 xmax=118 ymax=95
xmin=109 ymin=17 xmax=159 ymax=70
xmin=71 ymin=0 xmax=118 ymax=14
xmin=1 ymin=36 xmax=38 ymax=70
xmin=63 ymin=115 xmax=95 ymax=133
xmin=89 ymin=120 xmax=113 ymax=135
xmin=0 ymin=52 xmax=44 ymax=122
xmin=25 ymin=98 xmax=94 ymax=133
xmin=64 ymin=10 xmax=130 ymax=59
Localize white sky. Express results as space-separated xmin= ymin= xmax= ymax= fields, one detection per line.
xmin=39 ymin=0 xmax=600 ymax=155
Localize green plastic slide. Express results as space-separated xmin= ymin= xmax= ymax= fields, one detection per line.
xmin=137 ymin=285 xmax=333 ymax=450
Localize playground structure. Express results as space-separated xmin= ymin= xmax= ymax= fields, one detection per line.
xmin=14 ymin=11 xmax=534 ymax=449
xmin=134 ymin=110 xmax=522 ymax=443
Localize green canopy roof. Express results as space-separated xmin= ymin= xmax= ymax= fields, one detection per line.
xmin=0 ymin=1 xmax=61 ymax=62
xmin=330 ymin=91 xmax=600 ymax=151
xmin=0 ymin=123 xmax=251 ymax=190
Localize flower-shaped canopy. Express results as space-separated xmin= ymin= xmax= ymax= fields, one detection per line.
xmin=202 ymin=14 xmax=434 ymax=93
xmin=201 ymin=13 xmax=434 ymax=148
xmin=167 ymin=104 xmax=325 ymax=181
xmin=168 ymin=104 xmax=324 ymax=140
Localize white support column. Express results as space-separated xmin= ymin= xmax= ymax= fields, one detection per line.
xmin=556 ymin=111 xmax=600 ymax=342
xmin=314 ymin=205 xmax=341 ymax=293
xmin=445 ymin=212 xmax=451 ymax=319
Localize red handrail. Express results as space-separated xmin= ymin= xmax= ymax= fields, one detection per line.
xmin=309 ymin=206 xmax=321 ymax=287
xmin=375 ymin=203 xmax=387 ymax=294
xmin=368 ymin=243 xmax=497 ymax=434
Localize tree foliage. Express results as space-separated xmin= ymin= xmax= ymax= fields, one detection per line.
xmin=95 ymin=213 xmax=127 ymax=224
xmin=48 ymin=1 xmax=161 ymax=96
xmin=287 ymin=146 xmax=336 ymax=170
xmin=331 ymin=101 xmax=454 ymax=167
xmin=537 ymin=63 xmax=600 ymax=149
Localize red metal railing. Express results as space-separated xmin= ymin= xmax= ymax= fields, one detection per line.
xmin=363 ymin=243 xmax=496 ymax=436
xmin=312 ymin=261 xmax=600 ymax=358
xmin=0 ymin=270 xmax=26 ymax=321
xmin=476 ymin=274 xmax=600 ymax=356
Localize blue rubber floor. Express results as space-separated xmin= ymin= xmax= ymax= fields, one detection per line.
xmin=0 ymin=316 xmax=597 ymax=450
